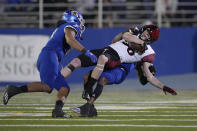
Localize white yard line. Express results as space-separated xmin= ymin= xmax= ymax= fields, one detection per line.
xmin=1 ymin=106 xmax=197 ymax=110
xmin=99 ymin=114 xmax=197 ymax=117
xmin=1 ymin=103 xmax=197 ymax=106
xmin=2 ymin=110 xmax=197 ymax=113
xmin=0 ymin=124 xmax=197 ymax=128
xmin=0 ymin=113 xmax=50 ymax=116
xmin=98 ymin=110 xmax=197 ymax=113
xmin=0 ymin=113 xmax=197 ymax=117
xmin=3 ymin=99 xmax=197 ymax=104
xmin=1 ymin=118 xmax=197 ymax=122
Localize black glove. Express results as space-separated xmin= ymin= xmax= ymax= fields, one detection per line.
xmin=163 ymin=86 xmax=177 ymax=95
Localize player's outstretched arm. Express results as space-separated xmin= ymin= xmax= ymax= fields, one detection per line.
xmin=142 ymin=62 xmax=177 ymax=95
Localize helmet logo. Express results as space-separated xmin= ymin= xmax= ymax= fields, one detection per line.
xmin=72 ymin=11 xmax=79 ymax=18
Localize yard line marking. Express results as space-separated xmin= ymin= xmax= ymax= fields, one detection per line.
xmin=1 ymin=118 xmax=197 ymax=122
xmin=99 ymin=115 xmax=197 ymax=117
xmin=1 ymin=103 xmax=197 ymax=106
xmin=5 ymin=99 xmax=197 ymax=104
xmin=98 ymin=110 xmax=197 ymax=113
xmin=1 ymin=110 xmax=197 ymax=113
xmin=1 ymin=106 xmax=197 ymax=110
xmin=1 ymin=124 xmax=197 ymax=128
xmin=0 ymin=113 xmax=50 ymax=116
xmin=1 ymin=113 xmax=197 ymax=117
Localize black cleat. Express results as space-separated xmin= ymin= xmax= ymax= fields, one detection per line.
xmin=71 ymin=103 xmax=97 ymax=117
xmin=52 ymin=109 xmax=73 ymax=118
xmin=3 ymin=85 xmax=22 ymax=105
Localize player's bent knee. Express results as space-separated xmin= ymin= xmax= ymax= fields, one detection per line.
xmin=98 ymin=55 xmax=108 ymax=64
xmin=42 ymin=83 xmax=52 ymax=93
xmin=59 ymin=87 xmax=70 ymax=97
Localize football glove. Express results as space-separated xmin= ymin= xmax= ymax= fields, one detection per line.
xmin=85 ymin=50 xmax=97 ymax=63
xmin=163 ymin=86 xmax=177 ymax=95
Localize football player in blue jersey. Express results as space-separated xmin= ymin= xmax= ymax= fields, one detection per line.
xmin=2 ymin=10 xmax=97 ymax=118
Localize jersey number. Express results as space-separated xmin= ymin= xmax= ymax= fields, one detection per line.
xmin=127 ymin=47 xmax=135 ymax=56
xmin=123 ymin=41 xmax=135 ymax=56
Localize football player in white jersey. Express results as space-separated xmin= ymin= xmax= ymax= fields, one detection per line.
xmin=80 ymin=25 xmax=160 ymax=98
xmin=61 ymin=24 xmax=177 ymax=115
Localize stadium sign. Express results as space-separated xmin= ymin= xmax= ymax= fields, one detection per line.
xmin=0 ymin=35 xmax=48 ymax=82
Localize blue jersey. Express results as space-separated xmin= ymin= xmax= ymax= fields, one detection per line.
xmin=44 ymin=22 xmax=81 ymax=61
xmin=100 ymin=63 xmax=135 ymax=84
xmin=36 ymin=22 xmax=82 ymax=91
xmin=121 ymin=63 xmax=136 ymax=74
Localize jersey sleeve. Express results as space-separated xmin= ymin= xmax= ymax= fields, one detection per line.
xmin=141 ymin=54 xmax=155 ymax=63
xmin=64 ymin=22 xmax=81 ymax=38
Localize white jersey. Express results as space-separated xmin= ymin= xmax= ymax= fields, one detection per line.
xmin=109 ymin=39 xmax=155 ymax=63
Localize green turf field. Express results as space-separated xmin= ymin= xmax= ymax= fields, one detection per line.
xmin=0 ymin=87 xmax=197 ymax=131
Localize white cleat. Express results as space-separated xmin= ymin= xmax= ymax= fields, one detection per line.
xmin=70 ymin=107 xmax=80 ymax=114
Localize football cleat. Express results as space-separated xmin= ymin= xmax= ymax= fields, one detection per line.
xmin=3 ymin=85 xmax=22 ymax=105
xmin=52 ymin=108 xmax=73 ymax=118
xmin=70 ymin=107 xmax=80 ymax=114
xmin=70 ymin=103 xmax=87 ymax=115
xmin=71 ymin=103 xmax=97 ymax=117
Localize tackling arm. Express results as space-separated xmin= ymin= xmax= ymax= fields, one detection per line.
xmin=65 ymin=27 xmax=86 ymax=52
xmin=65 ymin=27 xmax=97 ymax=63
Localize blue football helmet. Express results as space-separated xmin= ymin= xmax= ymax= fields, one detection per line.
xmin=62 ymin=10 xmax=85 ymax=34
